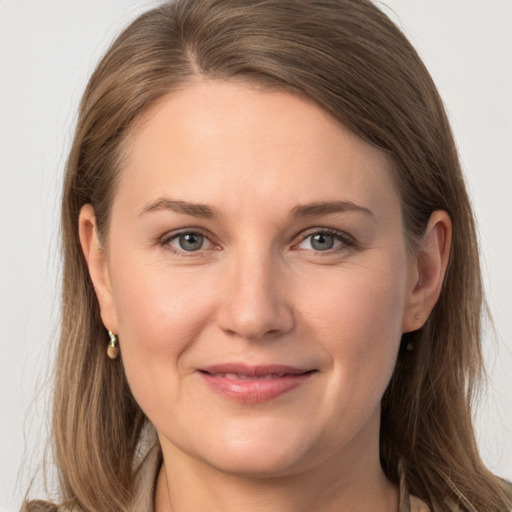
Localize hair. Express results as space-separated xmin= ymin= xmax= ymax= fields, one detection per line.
xmin=24 ymin=1 xmax=512 ymax=511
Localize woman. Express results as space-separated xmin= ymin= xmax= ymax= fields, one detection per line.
xmin=24 ymin=0 xmax=512 ymax=511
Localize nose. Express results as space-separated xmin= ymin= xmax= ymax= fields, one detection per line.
xmin=216 ymin=253 xmax=294 ymax=341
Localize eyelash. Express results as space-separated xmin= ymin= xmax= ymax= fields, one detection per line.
xmin=295 ymin=228 xmax=355 ymax=254
xmin=159 ymin=227 xmax=355 ymax=256
xmin=159 ymin=228 xmax=217 ymax=257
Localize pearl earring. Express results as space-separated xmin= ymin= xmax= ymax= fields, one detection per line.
xmin=107 ymin=331 xmax=119 ymax=359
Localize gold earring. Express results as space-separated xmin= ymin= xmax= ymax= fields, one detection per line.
xmin=107 ymin=331 xmax=119 ymax=359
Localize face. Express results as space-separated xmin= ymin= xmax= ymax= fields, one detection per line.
xmin=87 ymin=81 xmax=419 ymax=479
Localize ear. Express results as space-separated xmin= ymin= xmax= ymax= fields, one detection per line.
xmin=78 ymin=204 xmax=119 ymax=333
xmin=402 ymin=210 xmax=452 ymax=333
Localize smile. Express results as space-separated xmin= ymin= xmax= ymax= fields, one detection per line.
xmin=198 ymin=365 xmax=317 ymax=403
xmin=207 ymin=372 xmax=296 ymax=380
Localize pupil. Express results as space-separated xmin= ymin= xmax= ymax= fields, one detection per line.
xmin=179 ymin=233 xmax=203 ymax=251
xmin=311 ymin=234 xmax=334 ymax=251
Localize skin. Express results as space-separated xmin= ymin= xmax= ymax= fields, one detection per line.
xmin=80 ymin=80 xmax=451 ymax=511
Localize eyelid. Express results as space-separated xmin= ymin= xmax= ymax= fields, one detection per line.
xmin=159 ymin=227 xmax=220 ymax=255
xmin=293 ymin=227 xmax=356 ymax=252
xmin=157 ymin=226 xmax=356 ymax=255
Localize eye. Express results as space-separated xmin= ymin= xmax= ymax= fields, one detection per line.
xmin=296 ymin=229 xmax=353 ymax=252
xmin=308 ymin=233 xmax=338 ymax=251
xmin=165 ymin=231 xmax=214 ymax=252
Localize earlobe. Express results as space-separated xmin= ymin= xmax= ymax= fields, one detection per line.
xmin=78 ymin=204 xmax=118 ymax=333
xmin=402 ymin=210 xmax=452 ymax=333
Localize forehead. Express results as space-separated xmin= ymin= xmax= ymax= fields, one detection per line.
xmin=116 ymin=80 xmax=399 ymax=221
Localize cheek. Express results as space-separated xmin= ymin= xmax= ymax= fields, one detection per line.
xmin=111 ymin=251 xmax=217 ymax=341
xmin=301 ymin=256 xmax=407 ymax=398
xmin=107 ymin=256 xmax=219 ymax=406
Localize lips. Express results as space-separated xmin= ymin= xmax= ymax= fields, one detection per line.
xmin=198 ymin=364 xmax=316 ymax=403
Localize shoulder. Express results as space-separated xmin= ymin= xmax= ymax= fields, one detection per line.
xmin=410 ymin=495 xmax=431 ymax=511
xmin=21 ymin=501 xmax=77 ymax=512
xmin=23 ymin=443 xmax=160 ymax=512
xmin=410 ymin=495 xmax=492 ymax=512
xmin=21 ymin=502 xmax=59 ymax=512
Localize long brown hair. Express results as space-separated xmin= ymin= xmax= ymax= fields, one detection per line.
xmin=26 ymin=1 xmax=512 ymax=511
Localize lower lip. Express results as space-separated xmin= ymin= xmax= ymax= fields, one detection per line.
xmin=199 ymin=372 xmax=314 ymax=403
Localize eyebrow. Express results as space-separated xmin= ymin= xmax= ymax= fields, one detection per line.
xmin=290 ymin=201 xmax=374 ymax=218
xmin=139 ymin=198 xmax=374 ymax=220
xmin=139 ymin=198 xmax=216 ymax=218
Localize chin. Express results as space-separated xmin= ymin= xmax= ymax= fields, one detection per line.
xmin=203 ymin=446 xmax=308 ymax=479
xmin=189 ymin=420 xmax=321 ymax=478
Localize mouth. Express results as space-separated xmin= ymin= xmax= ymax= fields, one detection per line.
xmin=198 ymin=364 xmax=317 ymax=403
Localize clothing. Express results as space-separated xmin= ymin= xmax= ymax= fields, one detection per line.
xmin=130 ymin=444 xmax=159 ymax=512
xmin=128 ymin=444 xmax=432 ymax=512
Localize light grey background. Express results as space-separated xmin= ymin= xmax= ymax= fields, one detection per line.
xmin=1 ymin=1 xmax=511 ymax=511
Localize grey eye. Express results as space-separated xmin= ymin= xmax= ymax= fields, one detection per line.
xmin=296 ymin=231 xmax=347 ymax=252
xmin=310 ymin=233 xmax=335 ymax=251
xmin=178 ymin=233 xmax=204 ymax=251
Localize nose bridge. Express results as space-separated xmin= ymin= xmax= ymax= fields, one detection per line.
xmin=217 ymin=244 xmax=293 ymax=340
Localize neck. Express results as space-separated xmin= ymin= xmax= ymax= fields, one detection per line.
xmin=154 ymin=428 xmax=397 ymax=512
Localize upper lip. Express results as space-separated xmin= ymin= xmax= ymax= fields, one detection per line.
xmin=199 ymin=364 xmax=315 ymax=378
